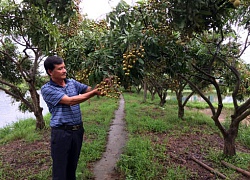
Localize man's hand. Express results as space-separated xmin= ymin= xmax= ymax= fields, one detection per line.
xmin=94 ymin=86 xmax=105 ymax=96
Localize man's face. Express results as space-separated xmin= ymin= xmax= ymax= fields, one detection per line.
xmin=49 ymin=62 xmax=67 ymax=80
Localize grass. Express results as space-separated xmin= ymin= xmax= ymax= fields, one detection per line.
xmin=0 ymin=118 xmax=39 ymax=144
xmin=117 ymin=92 xmax=250 ymax=179
xmin=238 ymin=125 xmax=250 ymax=147
xmin=0 ymin=91 xmax=250 ymax=179
xmin=76 ymin=97 xmax=119 ymax=179
xmin=0 ymin=97 xmax=118 ymax=180
xmin=116 ymin=93 xmax=213 ymax=179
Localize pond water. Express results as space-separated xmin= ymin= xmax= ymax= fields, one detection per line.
xmin=166 ymin=92 xmax=234 ymax=103
xmin=181 ymin=94 xmax=233 ymax=103
xmin=0 ymin=90 xmax=49 ymax=128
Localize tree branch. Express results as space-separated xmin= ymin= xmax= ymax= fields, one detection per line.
xmin=191 ymin=156 xmax=227 ymax=179
xmin=221 ymin=160 xmax=250 ymax=178
xmin=0 ymin=78 xmax=33 ymax=111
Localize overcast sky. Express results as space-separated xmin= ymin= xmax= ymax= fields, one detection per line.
xmin=79 ymin=0 xmax=136 ymax=20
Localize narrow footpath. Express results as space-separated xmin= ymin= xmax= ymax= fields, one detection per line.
xmin=93 ymin=95 xmax=127 ymax=180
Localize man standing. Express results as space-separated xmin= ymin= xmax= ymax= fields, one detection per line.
xmin=41 ymin=56 xmax=102 ymax=180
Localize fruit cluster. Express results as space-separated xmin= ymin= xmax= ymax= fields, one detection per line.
xmin=75 ymin=69 xmax=92 ymax=84
xmin=58 ymin=15 xmax=80 ymax=37
xmin=122 ymin=46 xmax=145 ymax=76
xmin=96 ymin=76 xmax=122 ymax=99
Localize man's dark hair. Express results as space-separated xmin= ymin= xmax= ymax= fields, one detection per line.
xmin=44 ymin=56 xmax=64 ymax=76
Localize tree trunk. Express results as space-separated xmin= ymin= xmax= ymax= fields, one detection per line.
xmin=223 ymin=126 xmax=238 ymax=156
xmin=178 ymin=105 xmax=184 ymax=119
xmin=159 ymin=91 xmax=167 ymax=107
xmin=147 ymin=86 xmax=156 ymax=101
xmin=151 ymin=90 xmax=156 ymax=101
xmin=142 ymin=81 xmax=147 ymax=103
xmin=30 ymin=87 xmax=45 ymax=130
xmin=176 ymin=91 xmax=184 ymax=119
xmin=223 ymin=135 xmax=236 ymax=156
xmin=35 ymin=108 xmax=45 ymax=129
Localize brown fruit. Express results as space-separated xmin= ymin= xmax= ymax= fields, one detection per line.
xmin=233 ymin=0 xmax=240 ymax=7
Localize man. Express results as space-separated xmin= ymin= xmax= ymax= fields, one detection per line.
xmin=41 ymin=56 xmax=102 ymax=180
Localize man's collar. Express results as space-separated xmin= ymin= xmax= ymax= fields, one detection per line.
xmin=49 ymin=78 xmax=68 ymax=87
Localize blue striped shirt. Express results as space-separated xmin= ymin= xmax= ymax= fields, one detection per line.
xmin=41 ymin=79 xmax=88 ymax=127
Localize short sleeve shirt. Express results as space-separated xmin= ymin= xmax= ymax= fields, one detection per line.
xmin=41 ymin=78 xmax=88 ymax=127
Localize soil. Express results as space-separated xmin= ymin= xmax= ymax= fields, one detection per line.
xmin=0 ymin=98 xmax=250 ymax=180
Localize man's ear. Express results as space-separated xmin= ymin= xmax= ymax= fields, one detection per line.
xmin=48 ymin=69 xmax=52 ymax=76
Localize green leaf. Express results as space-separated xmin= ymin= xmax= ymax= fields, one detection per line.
xmin=199 ymin=10 xmax=212 ymax=16
xmin=124 ymin=29 xmax=129 ymax=35
xmin=138 ymin=58 xmax=144 ymax=65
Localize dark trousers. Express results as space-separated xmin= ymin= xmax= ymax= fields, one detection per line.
xmin=51 ymin=127 xmax=84 ymax=180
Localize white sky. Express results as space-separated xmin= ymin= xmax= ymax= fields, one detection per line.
xmin=80 ymin=0 xmax=136 ymax=20
xmin=238 ymin=30 xmax=250 ymax=64
xmin=241 ymin=46 xmax=250 ymax=64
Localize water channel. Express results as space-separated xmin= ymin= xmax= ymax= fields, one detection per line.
xmin=0 ymin=90 xmax=49 ymax=128
xmin=170 ymin=94 xmax=233 ymax=103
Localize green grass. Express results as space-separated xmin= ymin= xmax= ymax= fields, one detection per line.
xmin=76 ymin=97 xmax=119 ymax=179
xmin=117 ymin=137 xmax=162 ymax=180
xmin=116 ymin=92 xmax=250 ymax=179
xmin=0 ymin=91 xmax=250 ymax=180
xmin=238 ymin=125 xmax=250 ymax=147
xmin=0 ymin=117 xmax=48 ymax=144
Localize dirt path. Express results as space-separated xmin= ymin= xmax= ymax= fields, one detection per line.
xmin=93 ymin=95 xmax=127 ymax=180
